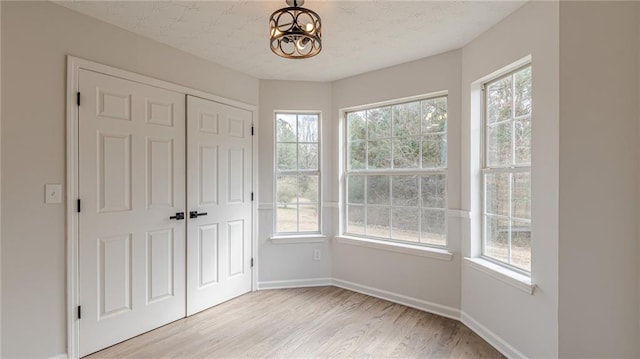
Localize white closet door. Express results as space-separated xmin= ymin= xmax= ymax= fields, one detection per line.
xmin=186 ymin=95 xmax=253 ymax=316
xmin=78 ymin=69 xmax=186 ymax=357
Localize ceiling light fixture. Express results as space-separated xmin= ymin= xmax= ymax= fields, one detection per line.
xmin=269 ymin=0 xmax=322 ymax=59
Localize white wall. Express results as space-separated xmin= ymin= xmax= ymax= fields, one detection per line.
xmin=1 ymin=2 xmax=258 ymax=358
xmin=460 ymin=2 xmax=560 ymax=357
xmin=331 ymin=50 xmax=463 ymax=313
xmin=558 ymin=2 xmax=640 ymax=357
xmin=257 ymin=80 xmax=333 ymax=285
xmin=0 ymin=2 xmax=3 ymax=356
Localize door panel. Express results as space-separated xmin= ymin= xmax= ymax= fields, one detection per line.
xmin=187 ymin=95 xmax=253 ymax=316
xmin=78 ymin=69 xmax=186 ymax=357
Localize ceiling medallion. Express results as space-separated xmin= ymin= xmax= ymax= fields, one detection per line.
xmin=269 ymin=0 xmax=322 ymax=59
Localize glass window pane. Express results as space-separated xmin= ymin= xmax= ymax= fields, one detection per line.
xmin=347 ymin=111 xmax=366 ymax=141
xmin=298 ymin=114 xmax=318 ymax=142
xmin=392 ymin=175 xmax=418 ymax=207
xmin=392 ymin=207 xmax=419 ymax=243
xmin=393 ymin=137 xmax=420 ymax=168
xmin=392 ymin=102 xmax=420 ymax=137
xmin=276 ymin=143 xmax=296 ymax=171
xmin=486 ymin=76 xmax=513 ymax=124
xmin=366 ymin=206 xmax=390 ymax=238
xmin=276 ymin=206 xmax=298 ymax=233
xmin=298 ymin=204 xmax=319 ymax=232
xmin=347 ymin=205 xmax=365 ymax=235
xmin=487 ymin=121 xmax=512 ymax=167
xmin=422 ymin=97 xmax=447 ymax=133
xmin=367 ymin=139 xmax=392 ymax=169
xmin=514 ymin=67 xmax=532 ymax=117
xmin=511 ymin=219 xmax=531 ymax=271
xmin=367 ymin=175 xmax=390 ymax=205
xmin=422 ymin=134 xmax=447 ymax=168
xmin=276 ymin=114 xmax=297 ymax=142
xmin=484 ymin=173 xmax=509 ymax=216
xmin=348 ymin=141 xmax=366 ymax=170
xmin=421 ymin=174 xmax=446 ymax=209
xmin=367 ymin=107 xmax=391 ymax=139
xmin=347 ymin=175 xmax=365 ymax=204
xmin=514 ymin=117 xmax=531 ymax=165
xmin=298 ymin=175 xmax=319 ymax=203
xmin=298 ymin=144 xmax=318 ymax=170
xmin=276 ymin=175 xmax=298 ymax=207
xmin=421 ymin=209 xmax=446 ymax=246
xmin=512 ymin=172 xmax=531 ymax=220
xmin=484 ymin=216 xmax=509 ymax=263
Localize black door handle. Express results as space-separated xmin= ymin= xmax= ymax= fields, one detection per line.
xmin=170 ymin=212 xmax=185 ymax=220
xmin=190 ymin=211 xmax=208 ymax=219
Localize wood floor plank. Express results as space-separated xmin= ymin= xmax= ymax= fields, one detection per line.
xmin=85 ymin=287 xmax=504 ymax=359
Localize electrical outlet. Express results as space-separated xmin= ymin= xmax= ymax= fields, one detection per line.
xmin=313 ymin=249 xmax=321 ymax=261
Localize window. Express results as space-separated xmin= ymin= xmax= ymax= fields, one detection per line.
xmin=275 ymin=112 xmax=321 ymax=234
xmin=482 ymin=65 xmax=532 ymax=272
xmin=344 ymin=95 xmax=447 ymax=247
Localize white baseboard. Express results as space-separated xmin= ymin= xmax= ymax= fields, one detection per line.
xmin=332 ymin=278 xmax=461 ymax=321
xmin=460 ymin=312 xmax=526 ymax=359
xmin=48 ymin=354 xmax=68 ymax=359
xmin=257 ymin=277 xmax=333 ymax=290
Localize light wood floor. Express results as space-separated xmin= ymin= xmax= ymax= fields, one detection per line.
xmin=86 ymin=286 xmax=504 ymax=358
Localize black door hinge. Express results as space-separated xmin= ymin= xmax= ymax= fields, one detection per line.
xmin=251 ymin=125 xmax=254 ymax=136
xmin=77 ymin=92 xmax=81 ymax=106
xmin=251 ymin=192 xmax=254 ymax=201
xmin=77 ymin=199 xmax=81 ymax=213
xmin=251 ymin=258 xmax=254 ymax=268
xmin=77 ymin=305 xmax=82 ymax=319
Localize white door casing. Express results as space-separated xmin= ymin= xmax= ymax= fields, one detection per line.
xmin=78 ymin=69 xmax=186 ymax=356
xmin=186 ymin=95 xmax=253 ymax=315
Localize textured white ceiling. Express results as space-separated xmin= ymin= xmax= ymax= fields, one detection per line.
xmin=53 ymin=1 xmax=526 ymax=82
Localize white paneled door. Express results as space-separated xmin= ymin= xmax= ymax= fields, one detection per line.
xmin=77 ymin=70 xmax=254 ymax=356
xmin=78 ymin=70 xmax=186 ymax=357
xmin=186 ymin=95 xmax=253 ymax=315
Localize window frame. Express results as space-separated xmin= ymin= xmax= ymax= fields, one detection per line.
xmin=273 ymin=111 xmax=322 ymax=235
xmin=341 ymin=92 xmax=449 ymax=249
xmin=480 ymin=63 xmax=532 ymax=275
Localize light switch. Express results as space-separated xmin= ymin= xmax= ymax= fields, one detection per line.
xmin=45 ymin=184 xmax=62 ymax=204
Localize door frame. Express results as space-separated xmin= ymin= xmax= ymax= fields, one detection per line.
xmin=66 ymin=56 xmax=259 ymax=359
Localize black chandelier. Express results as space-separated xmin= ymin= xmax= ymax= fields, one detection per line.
xmin=269 ymin=0 xmax=322 ymax=59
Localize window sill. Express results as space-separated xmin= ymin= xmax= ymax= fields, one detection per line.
xmin=334 ymin=235 xmax=453 ymax=261
xmin=269 ymin=235 xmax=327 ymax=244
xmin=464 ymin=257 xmax=536 ymax=294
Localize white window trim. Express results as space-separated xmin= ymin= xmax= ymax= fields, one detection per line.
xmin=339 ymin=92 xmax=449 ymax=250
xmin=464 ymin=257 xmax=536 ymax=294
xmin=335 ymin=235 xmax=453 ymax=261
xmin=269 ymin=234 xmax=327 ymax=244
xmin=273 ymin=110 xmax=322 ymax=236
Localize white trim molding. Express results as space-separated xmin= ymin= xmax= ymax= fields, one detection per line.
xmin=257 ymin=203 xmax=273 ymax=211
xmin=332 ymin=278 xmax=460 ymax=321
xmin=48 ymin=354 xmax=69 ymax=359
xmin=269 ymin=235 xmax=327 ymax=244
xmin=461 ymin=312 xmax=527 ymax=359
xmin=447 ymin=209 xmax=472 ymax=219
xmin=258 ymin=278 xmax=333 ymax=290
xmin=464 ymin=257 xmax=536 ymax=294
xmin=335 ymin=235 xmax=453 ymax=261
